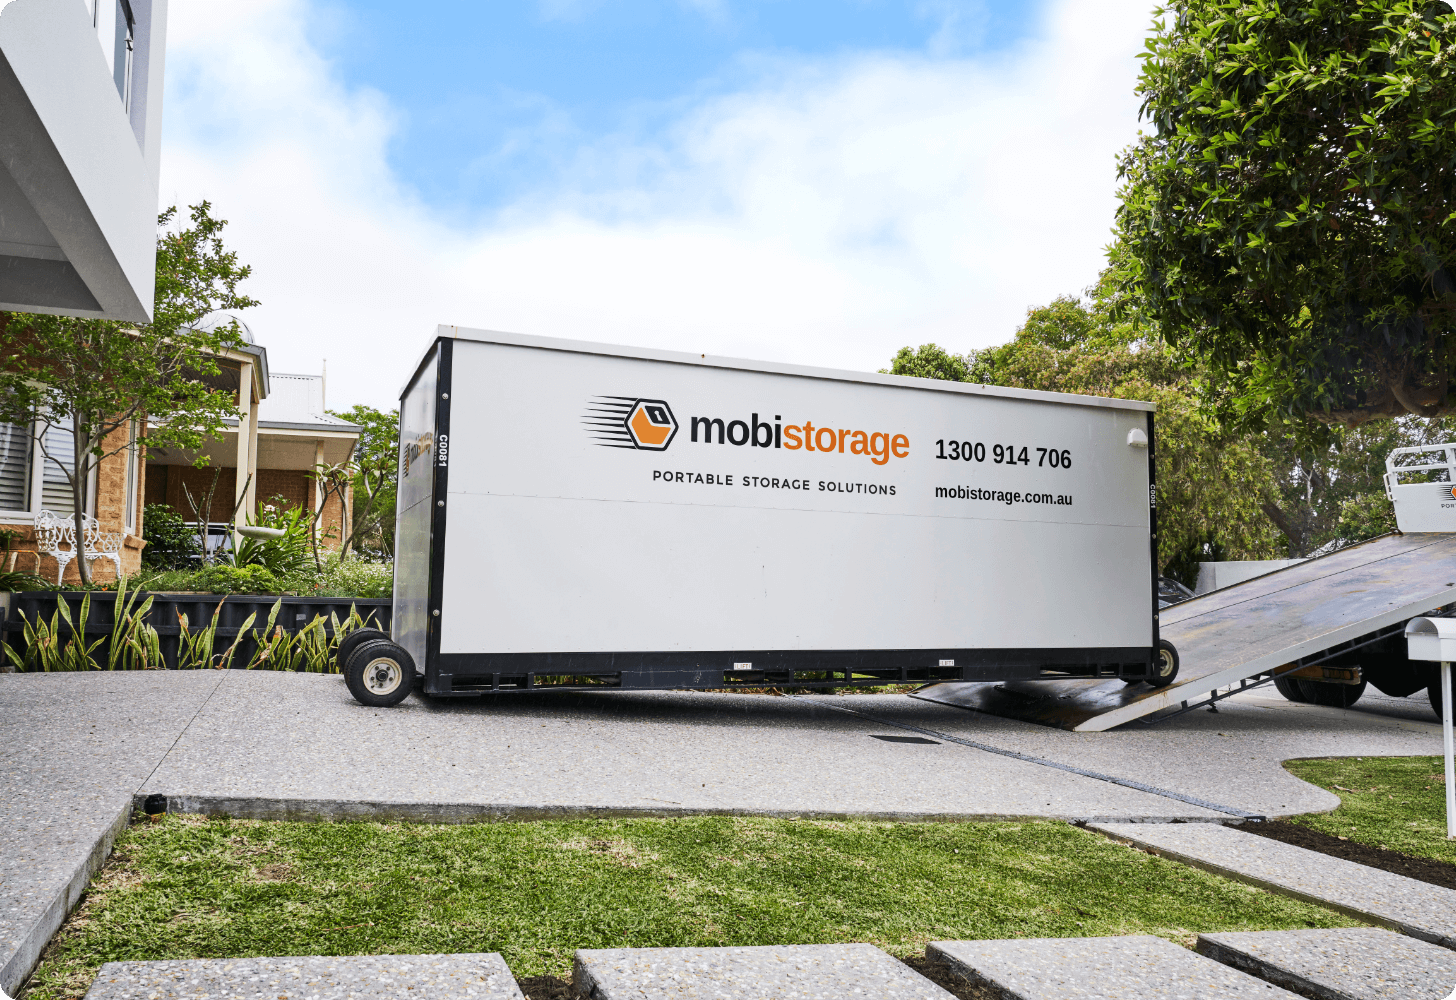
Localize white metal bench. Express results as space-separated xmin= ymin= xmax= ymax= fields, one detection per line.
xmin=33 ymin=509 xmax=124 ymax=584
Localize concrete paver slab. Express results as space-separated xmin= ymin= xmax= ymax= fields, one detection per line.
xmin=82 ymin=953 xmax=524 ymax=999
xmin=1091 ymin=822 xmax=1456 ymax=949
xmin=928 ymin=935 xmax=1302 ymax=999
xmin=1197 ymin=927 xmax=1456 ymax=1000
xmin=573 ymin=943 xmax=951 ymax=999
xmin=0 ymin=672 xmax=225 ymax=996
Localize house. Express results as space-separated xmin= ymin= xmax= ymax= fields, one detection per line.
xmin=0 ymin=319 xmax=360 ymax=581
xmin=0 ymin=0 xmax=167 ymax=322
xmin=144 ymin=328 xmax=359 ymax=551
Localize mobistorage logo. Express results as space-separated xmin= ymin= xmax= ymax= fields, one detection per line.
xmin=586 ymin=397 xmax=910 ymax=465
xmin=690 ymin=413 xmax=909 ymax=466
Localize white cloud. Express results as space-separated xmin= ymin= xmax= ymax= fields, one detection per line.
xmin=159 ymin=0 xmax=1153 ymax=410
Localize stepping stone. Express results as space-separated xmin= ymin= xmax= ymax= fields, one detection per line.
xmin=1198 ymin=927 xmax=1456 ymax=1000
xmin=1090 ymin=822 xmax=1456 ymax=949
xmin=573 ymin=942 xmax=953 ymax=999
xmin=928 ymin=935 xmax=1303 ymax=999
xmin=83 ymin=953 xmax=523 ymax=999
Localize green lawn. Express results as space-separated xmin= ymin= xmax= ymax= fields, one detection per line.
xmin=1283 ymin=756 xmax=1454 ymax=864
xmin=23 ymin=815 xmax=1356 ymax=999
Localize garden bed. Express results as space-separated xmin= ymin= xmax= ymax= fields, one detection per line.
xmin=1 ymin=589 xmax=388 ymax=671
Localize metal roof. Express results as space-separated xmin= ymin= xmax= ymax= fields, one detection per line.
xmin=256 ymin=373 xmax=359 ymax=432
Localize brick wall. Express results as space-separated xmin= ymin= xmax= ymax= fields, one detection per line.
xmin=143 ymin=465 xmax=349 ymax=552
xmin=257 ymin=468 xmax=308 ymax=512
xmin=145 ymin=465 xmax=240 ymax=522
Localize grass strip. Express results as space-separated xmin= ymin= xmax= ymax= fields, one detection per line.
xmin=1282 ymin=756 xmax=1454 ymax=864
xmin=22 ymin=814 xmax=1357 ymax=999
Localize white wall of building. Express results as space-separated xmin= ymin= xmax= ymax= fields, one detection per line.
xmin=0 ymin=0 xmax=168 ymax=321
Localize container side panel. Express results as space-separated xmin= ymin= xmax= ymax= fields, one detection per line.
xmin=441 ymin=496 xmax=1149 ymax=652
xmin=392 ymin=348 xmax=438 ymax=668
xmin=439 ymin=341 xmax=1153 ymax=656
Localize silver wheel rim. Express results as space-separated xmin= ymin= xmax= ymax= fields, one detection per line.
xmin=362 ymin=656 xmax=403 ymax=696
xmin=1157 ymin=649 xmax=1175 ymax=677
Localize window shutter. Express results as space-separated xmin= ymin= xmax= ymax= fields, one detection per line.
xmin=40 ymin=423 xmax=76 ymax=516
xmin=0 ymin=422 xmax=31 ymax=513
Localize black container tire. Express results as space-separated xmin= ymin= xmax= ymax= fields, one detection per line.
xmin=345 ymin=640 xmax=416 ymax=707
xmin=1148 ymin=639 xmax=1179 ymax=688
xmin=1273 ymin=675 xmax=1308 ymax=702
xmin=1432 ymin=678 xmax=1445 ymax=720
xmin=336 ymin=628 xmax=388 ymax=675
xmin=1297 ymin=678 xmax=1367 ymax=708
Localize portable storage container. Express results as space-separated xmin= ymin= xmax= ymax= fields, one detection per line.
xmin=378 ymin=327 xmax=1168 ymax=701
xmin=1385 ymin=442 xmax=1456 ymax=532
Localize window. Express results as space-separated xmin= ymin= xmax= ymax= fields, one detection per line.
xmin=112 ymin=0 xmax=135 ymax=110
xmin=92 ymin=0 xmax=135 ymax=110
xmin=0 ymin=422 xmax=32 ymax=513
xmin=0 ymin=418 xmax=91 ymax=521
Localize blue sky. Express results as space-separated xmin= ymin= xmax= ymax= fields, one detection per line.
xmin=309 ymin=0 xmax=1046 ymax=215
xmin=160 ymin=0 xmax=1148 ymax=408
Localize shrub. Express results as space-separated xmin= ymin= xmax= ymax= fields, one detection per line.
xmin=141 ymin=504 xmax=202 ymax=570
xmin=194 ymin=564 xmax=281 ymax=594
xmin=282 ymin=557 xmax=393 ymax=599
xmin=0 ymin=571 xmax=50 ymax=592
xmin=128 ymin=557 xmax=391 ymax=599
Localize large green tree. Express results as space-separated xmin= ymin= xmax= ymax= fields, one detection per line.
xmin=0 ymin=203 xmax=255 ymax=583
xmin=1115 ymin=0 xmax=1456 ymax=427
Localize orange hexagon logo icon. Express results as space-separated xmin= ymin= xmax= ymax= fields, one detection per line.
xmin=584 ymin=396 xmax=678 ymax=451
xmin=627 ymin=400 xmax=677 ymax=450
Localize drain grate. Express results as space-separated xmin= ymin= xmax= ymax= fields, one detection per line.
xmin=869 ymin=734 xmax=940 ymax=745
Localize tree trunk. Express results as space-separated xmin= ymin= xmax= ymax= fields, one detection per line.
xmin=71 ymin=412 xmax=90 ymax=586
xmin=1260 ymin=500 xmax=1300 ymax=557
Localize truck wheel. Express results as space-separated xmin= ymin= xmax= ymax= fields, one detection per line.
xmin=1148 ymin=640 xmax=1179 ymax=688
xmin=1431 ymin=681 xmax=1444 ymax=720
xmin=1297 ymin=679 xmax=1366 ymax=708
xmin=336 ymin=628 xmax=387 ymax=675
xmin=345 ymin=640 xmax=416 ymax=707
xmin=1273 ymin=676 xmax=1308 ymax=702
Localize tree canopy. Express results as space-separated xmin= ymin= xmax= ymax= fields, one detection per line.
xmin=1115 ymin=0 xmax=1456 ymax=427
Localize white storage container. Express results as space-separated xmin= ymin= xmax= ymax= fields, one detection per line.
xmin=1385 ymin=443 xmax=1456 ymax=533
xmin=382 ymin=327 xmax=1171 ymax=700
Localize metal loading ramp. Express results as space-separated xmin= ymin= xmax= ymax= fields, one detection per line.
xmin=915 ymin=532 xmax=1456 ymax=732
